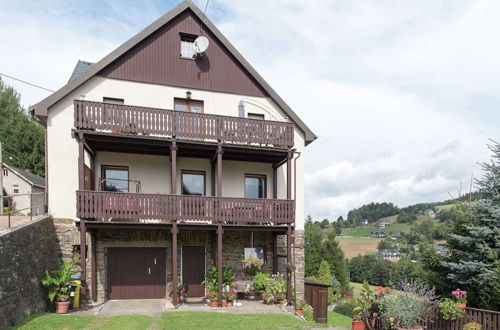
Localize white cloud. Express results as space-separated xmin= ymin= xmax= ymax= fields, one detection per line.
xmin=1 ymin=0 xmax=499 ymax=220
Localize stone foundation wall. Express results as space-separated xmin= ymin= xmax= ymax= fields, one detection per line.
xmin=0 ymin=217 xmax=61 ymax=329
xmin=294 ymin=230 xmax=305 ymax=301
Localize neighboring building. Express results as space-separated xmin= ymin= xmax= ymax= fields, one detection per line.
xmin=434 ymin=245 xmax=450 ymax=255
xmin=2 ymin=164 xmax=45 ymax=215
xmin=377 ymin=249 xmax=401 ymax=258
xmin=370 ymin=231 xmax=387 ymax=238
xmin=377 ymin=219 xmax=393 ymax=229
xmin=32 ymin=1 xmax=316 ymax=305
xmin=361 ymin=219 xmax=369 ymax=225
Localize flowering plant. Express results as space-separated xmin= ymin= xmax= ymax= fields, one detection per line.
xmin=353 ymin=313 xmax=363 ymax=322
xmin=176 ymin=283 xmax=187 ymax=296
xmin=225 ymin=289 xmax=237 ymax=301
xmin=451 ymin=288 xmax=467 ymax=303
xmin=206 ymin=291 xmax=218 ymax=300
xmin=243 ymin=255 xmax=263 ymax=275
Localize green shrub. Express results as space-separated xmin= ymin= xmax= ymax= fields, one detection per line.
xmin=303 ymin=303 xmax=314 ymax=322
xmin=463 ymin=322 xmax=482 ymax=330
xmin=333 ymin=299 xmax=358 ymax=318
xmin=253 ymin=272 xmax=268 ymax=291
xmin=439 ymin=298 xmax=464 ymax=320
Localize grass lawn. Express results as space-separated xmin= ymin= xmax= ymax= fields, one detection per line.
xmin=10 ymin=312 xmax=323 ymax=330
xmin=337 ymin=237 xmax=381 ymax=259
xmin=327 ymin=311 xmax=352 ymax=328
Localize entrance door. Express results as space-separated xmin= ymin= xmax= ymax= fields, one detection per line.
xmin=107 ymin=247 xmax=166 ymax=299
xmin=182 ymin=246 xmax=206 ymax=297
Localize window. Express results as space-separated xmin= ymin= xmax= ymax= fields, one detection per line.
xmin=248 ymin=113 xmax=265 ymax=120
xmin=180 ymin=33 xmax=197 ymax=59
xmin=101 ymin=166 xmax=129 ymax=192
xmin=174 ymin=98 xmax=204 ymax=113
xmin=13 ymin=184 xmax=19 ymax=194
xmin=245 ymin=174 xmax=266 ymax=199
xmin=103 ymin=97 xmax=124 ymax=105
xmin=244 ymin=247 xmax=264 ymax=262
xmin=182 ymin=171 xmax=205 ymax=196
xmin=2 ymin=168 xmax=7 ymax=176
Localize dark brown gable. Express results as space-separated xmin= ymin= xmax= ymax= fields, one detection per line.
xmin=99 ymin=9 xmax=267 ymax=97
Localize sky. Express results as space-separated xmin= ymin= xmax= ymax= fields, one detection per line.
xmin=1 ymin=0 xmax=499 ymax=220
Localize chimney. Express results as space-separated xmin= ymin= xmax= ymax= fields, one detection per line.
xmin=24 ymin=169 xmax=31 ymax=173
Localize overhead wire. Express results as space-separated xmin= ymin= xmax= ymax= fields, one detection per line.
xmin=0 ymin=72 xmax=54 ymax=92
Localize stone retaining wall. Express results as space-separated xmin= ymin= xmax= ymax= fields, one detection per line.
xmin=0 ymin=217 xmax=61 ymax=329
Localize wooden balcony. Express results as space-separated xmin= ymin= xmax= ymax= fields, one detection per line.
xmin=76 ymin=191 xmax=294 ymax=226
xmin=74 ymin=100 xmax=294 ymax=149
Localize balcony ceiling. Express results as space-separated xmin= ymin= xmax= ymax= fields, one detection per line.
xmin=79 ymin=130 xmax=288 ymax=165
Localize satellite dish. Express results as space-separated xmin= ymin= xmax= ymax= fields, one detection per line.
xmin=193 ymin=36 xmax=209 ymax=55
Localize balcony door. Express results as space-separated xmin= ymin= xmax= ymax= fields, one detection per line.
xmin=174 ymin=98 xmax=204 ymax=137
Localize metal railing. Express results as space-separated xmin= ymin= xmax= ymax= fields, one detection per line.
xmin=0 ymin=192 xmax=48 ymax=229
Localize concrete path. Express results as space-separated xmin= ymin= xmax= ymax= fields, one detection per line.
xmin=0 ymin=215 xmax=46 ymax=232
xmin=72 ymin=299 xmax=292 ymax=317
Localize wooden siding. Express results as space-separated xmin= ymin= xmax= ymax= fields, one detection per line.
xmin=76 ymin=190 xmax=294 ymax=225
xmin=74 ymin=100 xmax=294 ymax=148
xmin=99 ymin=9 xmax=267 ymax=97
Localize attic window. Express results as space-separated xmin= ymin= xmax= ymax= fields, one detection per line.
xmin=180 ymin=33 xmax=197 ymax=59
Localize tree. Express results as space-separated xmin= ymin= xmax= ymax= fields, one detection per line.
xmin=322 ymin=231 xmax=350 ymax=291
xmin=305 ymin=216 xmax=323 ymax=277
xmin=398 ymin=210 xmax=417 ymax=223
xmin=311 ymin=260 xmax=336 ymax=303
xmin=320 ymin=218 xmax=330 ymax=229
xmin=0 ymin=78 xmax=45 ymax=176
xmin=347 ymin=202 xmax=399 ymax=225
xmin=443 ymin=141 xmax=500 ymax=309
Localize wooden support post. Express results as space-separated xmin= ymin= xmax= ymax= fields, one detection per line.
xmin=91 ymin=231 xmax=97 ymax=301
xmin=7 ymin=198 xmax=10 ymax=229
xmin=170 ymin=140 xmax=177 ymax=194
xmin=286 ymin=224 xmax=292 ymax=304
xmin=217 ymin=224 xmax=223 ymax=305
xmin=172 ymin=221 xmax=179 ymax=305
xmin=273 ymin=233 xmax=278 ymax=274
xmin=273 ymin=167 xmax=278 ymax=199
xmin=211 ymin=161 xmax=216 ymax=197
xmin=78 ymin=132 xmax=87 ymax=301
xmin=30 ymin=193 xmax=33 ymax=221
xmin=216 ymin=145 xmax=223 ymax=197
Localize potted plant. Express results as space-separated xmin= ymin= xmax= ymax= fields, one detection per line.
xmin=41 ymin=256 xmax=82 ymax=314
xmin=296 ymin=300 xmax=307 ymax=316
xmin=176 ymin=283 xmax=187 ymax=303
xmin=439 ymin=298 xmax=465 ymax=320
xmin=243 ymin=255 xmax=263 ymax=275
xmin=352 ymin=313 xmax=366 ymax=330
xmin=225 ymin=289 xmax=237 ymax=307
xmin=206 ymin=291 xmax=219 ymax=307
xmin=463 ymin=322 xmax=482 ymax=330
xmin=252 ymin=272 xmax=268 ymax=299
xmin=451 ymin=288 xmax=467 ymax=309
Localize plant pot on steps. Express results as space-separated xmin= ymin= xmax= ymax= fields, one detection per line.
xmin=296 ymin=308 xmax=303 ymax=316
xmin=352 ymin=320 xmax=365 ymax=330
xmin=209 ymin=300 xmax=218 ymax=307
xmin=55 ymin=301 xmax=70 ymax=314
xmin=227 ymin=301 xmax=233 ymax=307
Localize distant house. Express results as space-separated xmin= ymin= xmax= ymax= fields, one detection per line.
xmin=2 ymin=164 xmax=45 ymax=215
xmin=361 ymin=219 xmax=369 ymax=225
xmin=422 ymin=208 xmax=437 ymax=218
xmin=391 ymin=230 xmax=404 ymax=237
xmin=370 ymin=231 xmax=387 ymax=238
xmin=434 ymin=245 xmax=450 ymax=255
xmin=377 ymin=219 xmax=393 ymax=229
xmin=377 ymin=249 xmax=401 ymax=258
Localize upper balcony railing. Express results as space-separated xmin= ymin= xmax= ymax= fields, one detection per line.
xmin=76 ymin=190 xmax=294 ymax=225
xmin=74 ymin=100 xmax=294 ymax=148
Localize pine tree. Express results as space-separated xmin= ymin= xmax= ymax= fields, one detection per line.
xmin=322 ymin=231 xmax=350 ymax=291
xmin=305 ymin=216 xmax=323 ymax=276
xmin=311 ymin=260 xmax=336 ymax=303
xmin=443 ymin=141 xmax=500 ymax=309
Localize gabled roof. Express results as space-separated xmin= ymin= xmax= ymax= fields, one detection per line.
xmin=68 ymin=60 xmax=94 ymax=82
xmin=3 ymin=164 xmax=45 ymax=188
xmin=32 ymin=0 xmax=317 ymax=145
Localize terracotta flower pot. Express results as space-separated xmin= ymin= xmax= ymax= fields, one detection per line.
xmin=227 ymin=302 xmax=233 ymax=307
xmin=458 ymin=302 xmax=466 ymax=312
xmin=55 ymin=301 xmax=70 ymax=314
xmin=221 ymin=300 xmax=228 ymax=307
xmin=352 ymin=320 xmax=365 ymax=330
xmin=209 ymin=300 xmax=218 ymax=307
xmin=296 ymin=308 xmax=303 ymax=316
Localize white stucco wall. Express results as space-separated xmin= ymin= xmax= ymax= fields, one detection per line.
xmin=46 ymin=77 xmax=306 ymax=228
xmin=2 ymin=168 xmax=45 ymax=215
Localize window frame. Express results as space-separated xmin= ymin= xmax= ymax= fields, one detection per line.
xmin=181 ymin=170 xmax=206 ymax=196
xmin=101 ymin=165 xmax=129 ymax=193
xmin=174 ymin=98 xmax=204 ymax=113
xmin=103 ymin=97 xmax=124 ymax=105
xmin=179 ymin=33 xmax=198 ymax=60
xmin=244 ymin=174 xmax=267 ymax=199
xmin=12 ymin=184 xmax=19 ymax=194
xmin=247 ymin=113 xmax=265 ymax=120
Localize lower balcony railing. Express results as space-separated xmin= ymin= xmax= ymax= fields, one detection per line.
xmin=76 ymin=191 xmax=294 ymax=225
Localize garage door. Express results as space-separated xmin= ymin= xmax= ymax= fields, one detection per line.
xmin=107 ymin=247 xmax=166 ymax=300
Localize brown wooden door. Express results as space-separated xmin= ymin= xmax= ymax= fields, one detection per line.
xmin=182 ymin=246 xmax=205 ymax=297
xmin=107 ymin=247 xmax=166 ymax=300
